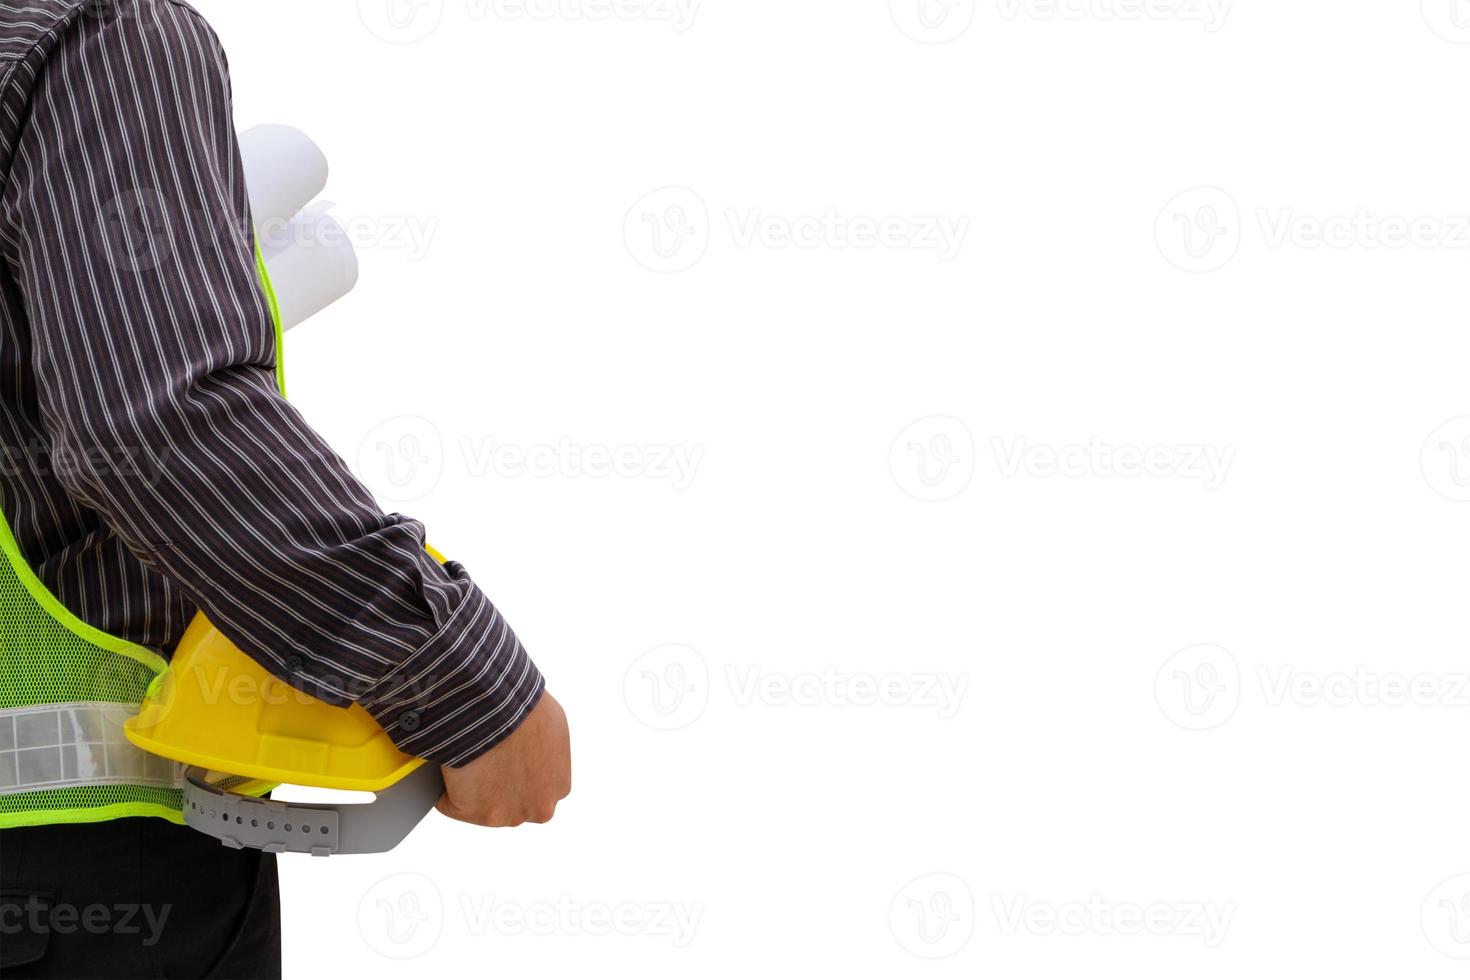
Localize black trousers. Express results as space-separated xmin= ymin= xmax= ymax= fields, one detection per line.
xmin=0 ymin=817 xmax=279 ymax=979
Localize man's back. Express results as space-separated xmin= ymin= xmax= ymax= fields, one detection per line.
xmin=0 ymin=0 xmax=247 ymax=653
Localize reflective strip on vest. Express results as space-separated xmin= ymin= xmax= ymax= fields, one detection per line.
xmin=0 ymin=703 xmax=183 ymax=793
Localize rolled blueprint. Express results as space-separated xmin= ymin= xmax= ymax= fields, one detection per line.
xmin=239 ymin=124 xmax=328 ymax=244
xmin=262 ymin=208 xmax=359 ymax=332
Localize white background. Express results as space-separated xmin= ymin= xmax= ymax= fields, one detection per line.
xmin=197 ymin=1 xmax=1470 ymax=976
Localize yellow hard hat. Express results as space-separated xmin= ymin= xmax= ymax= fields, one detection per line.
xmin=126 ymin=612 xmax=443 ymax=856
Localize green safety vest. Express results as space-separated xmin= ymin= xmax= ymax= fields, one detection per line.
xmin=0 ymin=245 xmax=284 ymax=829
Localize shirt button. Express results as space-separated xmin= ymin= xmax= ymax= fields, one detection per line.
xmin=283 ymin=655 xmax=304 ymax=674
xmin=398 ymin=709 xmax=422 ymax=732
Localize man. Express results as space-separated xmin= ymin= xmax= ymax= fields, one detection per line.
xmin=0 ymin=1 xmax=571 ymax=976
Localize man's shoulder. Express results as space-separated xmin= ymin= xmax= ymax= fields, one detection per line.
xmin=0 ymin=0 xmax=219 ymax=182
xmin=0 ymin=2 xmax=82 ymax=65
xmin=0 ymin=0 xmax=211 ymax=67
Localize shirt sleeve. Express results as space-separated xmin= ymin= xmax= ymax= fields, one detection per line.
xmin=0 ymin=0 xmax=544 ymax=766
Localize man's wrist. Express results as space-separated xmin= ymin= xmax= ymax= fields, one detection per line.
xmin=359 ymin=568 xmax=545 ymax=766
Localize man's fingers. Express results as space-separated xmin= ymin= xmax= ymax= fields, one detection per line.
xmin=434 ymin=798 xmax=559 ymax=828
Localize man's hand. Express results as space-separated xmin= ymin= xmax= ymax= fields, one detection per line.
xmin=436 ymin=691 xmax=571 ymax=827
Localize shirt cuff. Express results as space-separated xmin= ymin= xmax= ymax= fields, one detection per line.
xmin=358 ymin=562 xmax=545 ymax=767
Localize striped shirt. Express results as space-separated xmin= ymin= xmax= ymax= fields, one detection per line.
xmin=0 ymin=0 xmax=544 ymax=766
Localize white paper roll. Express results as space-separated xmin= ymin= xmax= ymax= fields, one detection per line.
xmin=240 ymin=124 xmax=329 ymax=246
xmin=263 ymin=208 xmax=359 ymax=332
